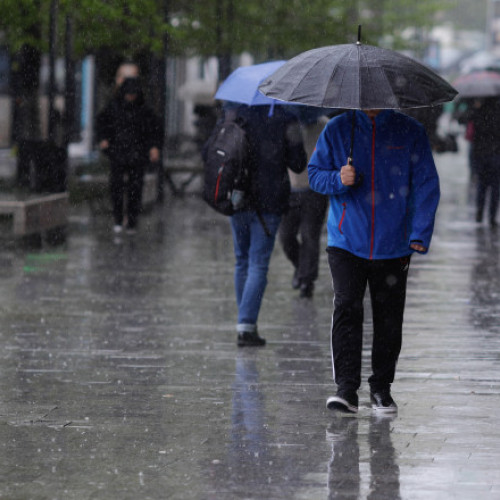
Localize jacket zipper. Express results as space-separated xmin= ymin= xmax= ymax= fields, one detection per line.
xmin=370 ymin=118 xmax=376 ymax=260
xmin=338 ymin=202 xmax=347 ymax=233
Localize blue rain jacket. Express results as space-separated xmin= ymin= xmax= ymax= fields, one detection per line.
xmin=308 ymin=110 xmax=440 ymax=260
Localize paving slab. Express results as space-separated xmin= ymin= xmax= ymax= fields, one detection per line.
xmin=0 ymin=139 xmax=500 ymax=499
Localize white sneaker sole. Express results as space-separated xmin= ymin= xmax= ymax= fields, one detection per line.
xmin=326 ymin=395 xmax=358 ymax=414
xmin=371 ymin=404 xmax=398 ymax=414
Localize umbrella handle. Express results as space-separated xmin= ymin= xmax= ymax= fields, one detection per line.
xmin=348 ymin=110 xmax=356 ymax=165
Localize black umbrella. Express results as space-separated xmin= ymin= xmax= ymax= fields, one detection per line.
xmin=258 ymin=26 xmax=457 ymax=162
xmin=258 ymin=31 xmax=457 ymax=110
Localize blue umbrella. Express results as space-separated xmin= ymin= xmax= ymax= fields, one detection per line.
xmin=215 ymin=61 xmax=288 ymax=106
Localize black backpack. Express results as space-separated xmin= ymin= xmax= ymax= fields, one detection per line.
xmin=202 ymin=111 xmax=251 ymax=216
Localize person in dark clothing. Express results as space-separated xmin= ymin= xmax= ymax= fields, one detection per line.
xmin=462 ymin=97 xmax=500 ymax=227
xmin=96 ymin=77 xmax=162 ymax=233
xmin=225 ymin=104 xmax=307 ymax=347
xmin=279 ymin=115 xmax=328 ymax=298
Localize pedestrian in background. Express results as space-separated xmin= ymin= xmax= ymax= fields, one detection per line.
xmin=114 ymin=62 xmax=140 ymax=89
xmin=96 ymin=77 xmax=162 ymax=234
xmin=226 ymin=104 xmax=307 ymax=347
xmin=308 ymin=109 xmax=440 ymax=413
xmin=279 ymin=113 xmax=329 ymax=298
xmin=458 ymin=97 xmax=500 ymax=227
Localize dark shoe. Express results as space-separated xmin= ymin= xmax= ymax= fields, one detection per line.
xmin=292 ymin=270 xmax=300 ymax=290
xmin=490 ymin=219 xmax=498 ymax=228
xmin=476 ymin=211 xmax=483 ymax=223
xmin=237 ymin=331 xmax=266 ymax=347
xmin=299 ymin=282 xmax=314 ymax=298
xmin=326 ymin=391 xmax=358 ymax=414
xmin=370 ymin=390 xmax=398 ymax=413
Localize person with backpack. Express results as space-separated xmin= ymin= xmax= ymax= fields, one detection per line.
xmin=203 ymin=103 xmax=307 ymax=346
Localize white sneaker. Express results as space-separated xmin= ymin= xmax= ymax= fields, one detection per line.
xmin=113 ymin=225 xmax=123 ymax=234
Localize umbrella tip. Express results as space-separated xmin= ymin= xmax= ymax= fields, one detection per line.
xmin=357 ymin=25 xmax=362 ymax=45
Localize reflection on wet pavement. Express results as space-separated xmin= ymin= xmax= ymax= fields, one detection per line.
xmin=0 ymin=143 xmax=500 ymax=498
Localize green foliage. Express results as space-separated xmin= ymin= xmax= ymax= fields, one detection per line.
xmin=0 ymin=0 xmax=46 ymax=51
xmin=176 ymin=0 xmax=452 ymax=59
xmin=0 ymin=0 xmax=454 ymax=59
xmin=65 ymin=0 xmax=170 ymax=56
xmin=176 ymin=0 xmax=354 ymax=58
xmin=0 ymin=0 xmax=170 ymax=56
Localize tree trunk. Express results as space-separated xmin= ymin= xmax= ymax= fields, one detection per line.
xmin=216 ymin=0 xmax=232 ymax=82
xmin=64 ymin=14 xmax=77 ymax=147
xmin=11 ymin=44 xmax=41 ymax=144
xmin=48 ymin=0 xmax=58 ymax=143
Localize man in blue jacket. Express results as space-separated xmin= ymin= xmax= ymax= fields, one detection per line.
xmin=308 ymin=109 xmax=440 ymax=413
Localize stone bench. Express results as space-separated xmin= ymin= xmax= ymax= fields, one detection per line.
xmin=0 ymin=192 xmax=69 ymax=236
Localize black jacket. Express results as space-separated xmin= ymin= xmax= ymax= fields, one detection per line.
xmin=96 ymin=84 xmax=162 ymax=166
xmin=233 ymin=105 xmax=307 ymax=215
xmin=461 ymin=98 xmax=500 ymax=157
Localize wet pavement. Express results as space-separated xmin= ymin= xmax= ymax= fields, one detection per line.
xmin=0 ymin=141 xmax=500 ymax=500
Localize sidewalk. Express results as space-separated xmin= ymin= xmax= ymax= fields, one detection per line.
xmin=0 ymin=142 xmax=499 ymax=499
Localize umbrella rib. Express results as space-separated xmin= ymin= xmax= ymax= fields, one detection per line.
xmin=288 ymin=51 xmax=336 ymax=105
xmin=322 ymin=46 xmax=355 ymax=108
xmin=358 ymin=46 xmax=400 ymax=108
xmin=278 ymin=45 xmax=351 ymax=107
xmin=323 ymin=64 xmax=341 ymax=108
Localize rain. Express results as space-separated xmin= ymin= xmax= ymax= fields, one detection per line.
xmin=0 ymin=1 xmax=500 ymax=499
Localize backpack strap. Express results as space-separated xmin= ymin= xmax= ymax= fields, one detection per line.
xmin=255 ymin=209 xmax=271 ymax=237
xmin=224 ymin=108 xmax=270 ymax=237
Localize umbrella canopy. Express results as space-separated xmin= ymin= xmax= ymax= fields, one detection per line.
xmin=453 ymin=70 xmax=500 ymax=98
xmin=215 ymin=60 xmax=287 ymax=106
xmin=258 ymin=43 xmax=458 ymax=109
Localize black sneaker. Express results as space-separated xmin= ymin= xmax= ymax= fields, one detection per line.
xmin=237 ymin=331 xmax=266 ymax=347
xmin=370 ymin=390 xmax=398 ymax=413
xmin=326 ymin=391 xmax=358 ymax=414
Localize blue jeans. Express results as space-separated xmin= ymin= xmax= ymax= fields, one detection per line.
xmin=230 ymin=211 xmax=281 ymax=331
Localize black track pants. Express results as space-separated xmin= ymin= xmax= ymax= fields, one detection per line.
xmin=327 ymin=247 xmax=410 ymax=393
